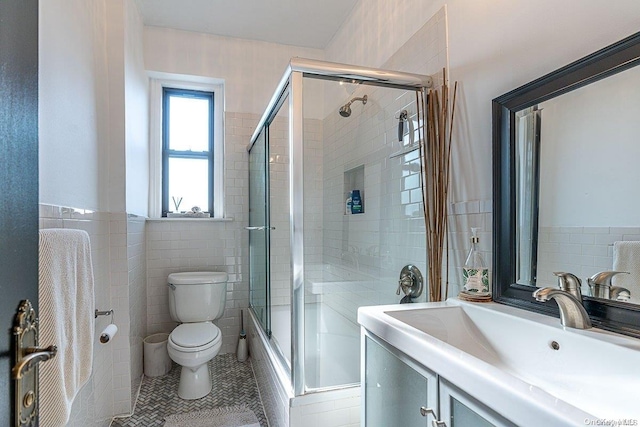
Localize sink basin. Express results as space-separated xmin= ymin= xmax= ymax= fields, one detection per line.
xmin=358 ymin=299 xmax=640 ymax=426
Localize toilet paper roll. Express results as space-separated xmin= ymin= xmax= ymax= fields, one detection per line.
xmin=100 ymin=324 xmax=118 ymax=344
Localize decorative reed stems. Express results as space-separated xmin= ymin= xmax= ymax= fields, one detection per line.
xmin=418 ymin=69 xmax=458 ymax=302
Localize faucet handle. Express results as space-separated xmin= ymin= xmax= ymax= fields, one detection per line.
xmin=588 ymin=271 xmax=629 ymax=286
xmin=397 ymin=274 xmax=413 ymax=296
xmin=553 ymin=272 xmax=583 ymax=300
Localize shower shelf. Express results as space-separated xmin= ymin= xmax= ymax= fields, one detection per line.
xmin=389 ymin=141 xmax=422 ymax=159
xmin=344 ymin=165 xmax=365 ymax=215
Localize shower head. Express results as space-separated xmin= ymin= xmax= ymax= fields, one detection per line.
xmin=339 ymin=95 xmax=368 ymax=117
xmin=339 ymin=105 xmax=351 ymax=117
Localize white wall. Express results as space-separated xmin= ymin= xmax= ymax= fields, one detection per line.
xmin=143 ymin=27 xmax=324 ymax=116
xmin=39 ymin=0 xmax=148 ymax=215
xmin=39 ymin=0 xmax=109 ymax=211
xmin=125 ymin=1 xmax=150 ymax=217
xmin=538 ymin=65 xmax=640 ymax=227
xmin=39 ymin=0 xmax=148 ymax=423
xmin=106 ymin=0 xmax=127 ymax=213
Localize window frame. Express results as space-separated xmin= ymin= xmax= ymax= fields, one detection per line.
xmin=161 ymin=87 xmax=214 ymax=216
xmin=149 ymin=76 xmax=225 ymax=219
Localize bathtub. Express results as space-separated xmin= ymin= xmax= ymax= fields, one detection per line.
xmin=247 ymin=302 xmax=361 ymax=427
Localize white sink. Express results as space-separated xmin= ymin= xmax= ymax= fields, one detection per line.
xmin=358 ymin=299 xmax=640 ymax=426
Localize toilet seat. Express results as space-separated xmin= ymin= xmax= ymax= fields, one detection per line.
xmin=169 ymin=322 xmax=220 ymax=353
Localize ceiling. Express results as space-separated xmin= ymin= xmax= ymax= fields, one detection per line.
xmin=134 ymin=0 xmax=359 ymax=49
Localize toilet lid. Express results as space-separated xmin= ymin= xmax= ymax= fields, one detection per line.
xmin=170 ymin=322 xmax=220 ymax=348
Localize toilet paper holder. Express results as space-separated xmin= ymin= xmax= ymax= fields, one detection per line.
xmin=95 ymin=309 xmax=114 ymax=323
xmin=95 ymin=309 xmax=117 ymax=344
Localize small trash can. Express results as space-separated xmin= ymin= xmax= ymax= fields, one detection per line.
xmin=143 ymin=333 xmax=172 ymax=377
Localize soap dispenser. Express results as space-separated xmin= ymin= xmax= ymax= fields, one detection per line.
xmin=463 ymin=228 xmax=489 ymax=294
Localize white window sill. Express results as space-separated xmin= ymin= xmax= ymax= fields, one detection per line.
xmin=146 ymin=217 xmax=234 ymax=222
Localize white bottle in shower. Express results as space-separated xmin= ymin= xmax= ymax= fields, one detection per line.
xmin=345 ymin=192 xmax=352 ymax=215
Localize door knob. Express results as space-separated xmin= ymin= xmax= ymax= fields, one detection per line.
xmin=12 ymin=300 xmax=58 ymax=427
xmin=12 ymin=345 xmax=58 ymax=379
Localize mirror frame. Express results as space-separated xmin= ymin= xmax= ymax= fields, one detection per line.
xmin=492 ymin=31 xmax=640 ymax=338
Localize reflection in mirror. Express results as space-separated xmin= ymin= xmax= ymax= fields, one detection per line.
xmin=515 ymin=107 xmax=540 ymax=286
xmin=515 ymin=64 xmax=640 ymax=305
xmin=494 ymin=31 xmax=640 ymax=337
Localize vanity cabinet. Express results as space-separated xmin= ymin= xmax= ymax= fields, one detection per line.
xmin=364 ymin=333 xmax=437 ymax=426
xmin=363 ymin=333 xmax=514 ymax=427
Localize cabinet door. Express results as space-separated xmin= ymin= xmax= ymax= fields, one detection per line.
xmin=439 ymin=379 xmax=516 ymax=427
xmin=364 ymin=334 xmax=438 ymax=427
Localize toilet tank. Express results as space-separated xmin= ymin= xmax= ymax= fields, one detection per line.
xmin=168 ymin=272 xmax=228 ymax=323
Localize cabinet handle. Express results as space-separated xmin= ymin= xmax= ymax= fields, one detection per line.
xmin=420 ymin=406 xmax=437 ymax=418
xmin=420 ymin=407 xmax=447 ymax=427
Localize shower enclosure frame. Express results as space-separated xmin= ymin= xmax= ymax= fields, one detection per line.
xmin=247 ymin=57 xmax=433 ymax=397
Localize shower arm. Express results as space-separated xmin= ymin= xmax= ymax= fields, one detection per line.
xmin=346 ymin=96 xmax=367 ymax=107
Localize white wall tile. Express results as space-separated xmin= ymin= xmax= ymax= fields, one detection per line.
xmin=536 ymin=226 xmax=640 ymax=290
xmin=146 ymin=112 xmax=252 ymax=354
xmin=40 ymin=204 xmax=115 ymax=426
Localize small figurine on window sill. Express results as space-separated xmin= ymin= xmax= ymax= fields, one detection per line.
xmin=172 ymin=196 xmax=183 ymax=212
xmin=166 ymin=206 xmax=210 ymax=218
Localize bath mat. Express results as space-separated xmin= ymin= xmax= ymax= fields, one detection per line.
xmin=164 ymin=404 xmax=260 ymax=427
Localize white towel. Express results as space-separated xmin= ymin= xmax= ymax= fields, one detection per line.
xmin=38 ymin=229 xmax=95 ymax=427
xmin=613 ymin=241 xmax=640 ymax=304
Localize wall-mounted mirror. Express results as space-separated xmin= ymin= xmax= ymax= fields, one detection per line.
xmin=493 ymin=31 xmax=640 ymax=337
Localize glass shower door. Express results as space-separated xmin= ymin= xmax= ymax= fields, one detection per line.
xmin=248 ymin=127 xmax=270 ymax=335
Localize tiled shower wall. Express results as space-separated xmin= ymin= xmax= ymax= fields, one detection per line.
xmin=321 ymin=85 xmax=428 ymax=319
xmin=267 ymin=115 xmax=292 ymax=308
xmin=145 ymin=111 xmax=251 ymax=355
xmin=268 ymin=115 xmax=324 ymax=308
xmin=318 ymin=9 xmax=448 ymax=320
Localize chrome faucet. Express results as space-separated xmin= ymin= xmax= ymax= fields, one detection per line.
xmin=611 ymin=286 xmax=632 ymax=302
xmin=588 ymin=271 xmax=630 ymax=300
xmin=533 ymin=287 xmax=592 ymax=329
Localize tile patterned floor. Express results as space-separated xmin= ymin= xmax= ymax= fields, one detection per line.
xmin=112 ymin=354 xmax=268 ymax=426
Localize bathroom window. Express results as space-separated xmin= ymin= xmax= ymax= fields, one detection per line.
xmin=162 ymin=88 xmax=214 ymax=216
xmin=149 ymin=77 xmax=225 ymax=218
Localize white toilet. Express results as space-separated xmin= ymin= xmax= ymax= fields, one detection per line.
xmin=167 ymin=271 xmax=228 ymax=400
